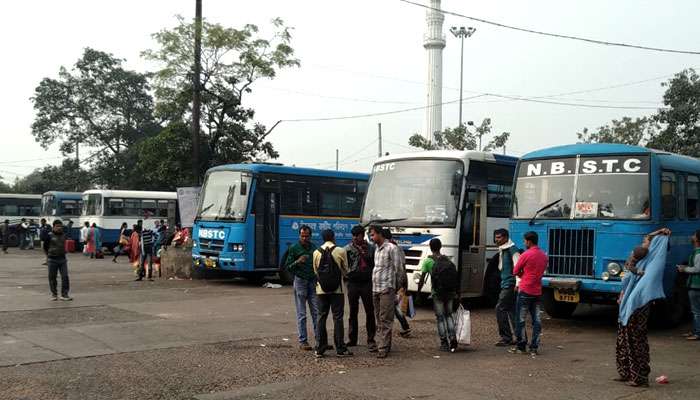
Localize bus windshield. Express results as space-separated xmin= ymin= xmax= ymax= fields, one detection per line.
xmin=361 ymin=159 xmax=464 ymax=227
xmin=513 ymin=155 xmax=650 ymax=220
xmin=196 ymin=170 xmax=251 ymax=222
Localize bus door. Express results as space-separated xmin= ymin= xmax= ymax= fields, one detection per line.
xmin=459 ymin=185 xmax=488 ymax=296
xmin=254 ymin=188 xmax=279 ymax=269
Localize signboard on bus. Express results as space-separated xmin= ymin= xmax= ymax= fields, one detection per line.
xmin=519 ymin=155 xmax=650 ymax=177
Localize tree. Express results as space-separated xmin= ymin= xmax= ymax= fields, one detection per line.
xmin=577 ymin=117 xmax=654 ymax=146
xmin=12 ymin=160 xmax=91 ymax=194
xmin=30 ymin=48 xmax=158 ymax=188
xmin=649 ymin=69 xmax=700 ymax=157
xmin=142 ymin=16 xmax=299 ymax=179
xmin=408 ymin=118 xmax=510 ymax=153
xmin=0 ymin=176 xmax=12 ymax=193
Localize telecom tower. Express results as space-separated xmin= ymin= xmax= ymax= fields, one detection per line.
xmin=423 ymin=0 xmax=445 ymax=143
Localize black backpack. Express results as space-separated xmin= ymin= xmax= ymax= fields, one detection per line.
xmin=317 ymin=246 xmax=342 ymax=293
xmin=431 ymin=255 xmax=459 ymax=298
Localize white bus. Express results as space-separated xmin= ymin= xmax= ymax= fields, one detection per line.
xmin=0 ymin=193 xmax=41 ymax=247
xmin=80 ymin=189 xmax=178 ymax=247
xmin=360 ymin=151 xmax=518 ymax=302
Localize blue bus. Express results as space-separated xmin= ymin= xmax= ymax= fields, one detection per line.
xmin=41 ymin=191 xmax=82 ymax=223
xmin=191 ymin=164 xmax=369 ymax=282
xmin=510 ymin=143 xmax=699 ymax=325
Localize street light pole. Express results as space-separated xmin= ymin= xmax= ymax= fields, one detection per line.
xmin=449 ymin=26 xmax=476 ymax=129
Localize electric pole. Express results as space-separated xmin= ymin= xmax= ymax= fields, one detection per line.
xmin=449 ymin=26 xmax=476 ymax=128
xmin=192 ymin=0 xmax=203 ymax=185
xmin=335 ymin=149 xmax=339 ymax=171
xmin=378 ymin=123 xmax=383 ymax=157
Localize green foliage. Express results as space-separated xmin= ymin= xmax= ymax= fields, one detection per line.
xmin=408 ymin=118 xmax=509 ymax=153
xmin=30 ymin=48 xmax=158 ymax=188
xmin=12 ymin=160 xmax=91 ymax=194
xmin=142 ymin=16 xmax=298 ymax=176
xmin=577 ymin=117 xmax=655 ymax=146
xmin=649 ymin=69 xmax=700 ymax=157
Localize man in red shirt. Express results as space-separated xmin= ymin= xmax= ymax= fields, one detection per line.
xmin=510 ymin=231 xmax=548 ymax=355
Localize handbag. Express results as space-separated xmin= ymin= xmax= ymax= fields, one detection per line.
xmin=455 ymin=304 xmax=471 ymax=345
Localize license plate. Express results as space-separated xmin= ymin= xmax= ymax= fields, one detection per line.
xmin=204 ymin=258 xmax=216 ymax=268
xmin=554 ymin=289 xmax=579 ymax=303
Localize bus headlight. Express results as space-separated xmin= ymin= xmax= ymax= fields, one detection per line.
xmin=607 ymin=262 xmax=622 ymax=276
xmin=601 ymin=271 xmax=610 ymax=281
xmin=413 ymin=271 xmax=422 ymax=284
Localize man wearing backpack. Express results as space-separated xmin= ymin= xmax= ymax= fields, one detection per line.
xmin=285 ymin=225 xmax=319 ymax=351
xmin=510 ymin=231 xmax=548 ymax=356
xmin=344 ymin=225 xmax=377 ymax=351
xmin=494 ymin=229 xmax=521 ymax=347
xmin=312 ymin=229 xmax=352 ymax=358
xmin=417 ymin=238 xmax=459 ymax=352
xmin=369 ymin=225 xmax=404 ymax=358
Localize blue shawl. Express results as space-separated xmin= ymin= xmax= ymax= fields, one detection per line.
xmin=618 ymin=235 xmax=668 ymax=326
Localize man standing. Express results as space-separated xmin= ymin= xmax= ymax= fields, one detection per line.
xmin=284 ymin=225 xmax=319 ymax=351
xmin=18 ymin=218 xmax=28 ymax=250
xmin=417 ymin=238 xmax=459 ymax=352
xmin=344 ymin=225 xmax=376 ymax=351
xmin=494 ymin=229 xmax=521 ymax=347
xmin=312 ymin=229 xmax=352 ymax=358
xmin=39 ymin=218 xmax=51 ymax=266
xmin=678 ymin=229 xmax=700 ymax=341
xmin=510 ymin=231 xmax=548 ymax=356
xmin=1 ymin=219 xmax=10 ymax=254
xmin=43 ymin=220 xmax=72 ymax=301
xmin=80 ymin=221 xmax=90 ymax=253
xmin=136 ymin=224 xmax=156 ymax=281
xmin=370 ymin=225 xmax=403 ymax=358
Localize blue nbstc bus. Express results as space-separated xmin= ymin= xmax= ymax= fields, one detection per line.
xmin=191 ymin=164 xmax=369 ymax=282
xmin=510 ymin=144 xmax=699 ymax=325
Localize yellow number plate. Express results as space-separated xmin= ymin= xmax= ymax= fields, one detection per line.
xmin=204 ymin=258 xmax=216 ymax=268
xmin=554 ymin=289 xmax=580 ymax=303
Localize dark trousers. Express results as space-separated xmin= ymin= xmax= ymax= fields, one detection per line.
xmin=496 ymin=287 xmax=516 ymax=343
xmin=316 ymin=293 xmax=347 ymax=354
xmin=347 ymin=280 xmax=376 ymax=346
xmin=48 ymin=257 xmax=69 ymax=297
xmin=515 ymin=292 xmax=542 ymax=351
xmin=138 ymin=249 xmax=154 ymax=278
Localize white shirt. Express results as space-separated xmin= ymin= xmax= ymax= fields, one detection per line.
xmin=80 ymin=226 xmax=89 ymax=242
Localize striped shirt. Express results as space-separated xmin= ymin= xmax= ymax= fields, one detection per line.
xmin=372 ymin=241 xmax=403 ymax=293
xmin=141 ymin=229 xmax=155 ymax=252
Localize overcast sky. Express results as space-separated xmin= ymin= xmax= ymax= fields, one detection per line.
xmin=1 ymin=0 xmax=699 ymax=185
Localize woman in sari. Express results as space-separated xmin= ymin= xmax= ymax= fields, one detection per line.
xmin=128 ymin=225 xmax=141 ymax=270
xmin=615 ymin=228 xmax=670 ymax=387
xmin=88 ymin=223 xmax=102 ymax=259
xmin=112 ymin=223 xmax=129 ymax=263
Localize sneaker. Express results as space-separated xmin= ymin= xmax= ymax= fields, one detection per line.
xmin=376 ymin=351 xmax=388 ymax=359
xmin=368 ymin=345 xmax=379 ymax=353
xmin=148 ymin=278 xmax=154 ymax=282
xmin=439 ymin=340 xmax=450 ymax=352
xmin=50 ymin=296 xmax=58 ymax=301
xmin=134 ymin=278 xmax=143 ymax=282
xmin=529 ymin=349 xmax=539 ymax=356
xmin=495 ymin=340 xmax=513 ymax=347
xmin=399 ymin=329 xmax=412 ymax=338
xmin=508 ymin=347 xmax=527 ymax=354
xmin=299 ymin=342 xmax=313 ymax=351
xmin=450 ymin=339 xmax=458 ymax=353
xmin=59 ymin=296 xmax=73 ymax=301
xmin=314 ymin=351 xmax=325 ymax=358
xmin=336 ymin=350 xmax=353 ymax=358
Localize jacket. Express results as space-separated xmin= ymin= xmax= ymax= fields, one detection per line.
xmin=344 ymin=241 xmax=375 ymax=282
xmin=285 ymin=242 xmax=318 ymax=280
xmin=45 ymin=232 xmax=66 ymax=260
xmin=683 ymin=248 xmax=700 ymax=290
xmin=498 ymin=240 xmax=520 ymax=289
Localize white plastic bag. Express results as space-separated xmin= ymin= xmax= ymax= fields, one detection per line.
xmin=455 ymin=304 xmax=471 ymax=345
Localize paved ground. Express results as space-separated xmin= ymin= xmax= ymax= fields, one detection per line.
xmin=0 ymin=250 xmax=698 ymax=400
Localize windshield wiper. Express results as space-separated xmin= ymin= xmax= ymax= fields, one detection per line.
xmin=529 ymin=198 xmax=563 ymax=226
xmin=196 ymin=203 xmax=215 ymax=219
xmin=362 ymin=217 xmax=408 ymax=228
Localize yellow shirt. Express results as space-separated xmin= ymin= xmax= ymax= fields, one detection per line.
xmin=313 ymin=241 xmax=349 ymax=294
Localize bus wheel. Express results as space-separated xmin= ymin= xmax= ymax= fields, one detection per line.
xmin=279 ymin=269 xmax=294 ymax=285
xmin=542 ymin=289 xmax=577 ymax=319
xmin=7 ymin=233 xmax=19 ymax=247
xmin=651 ymin=280 xmax=689 ymax=328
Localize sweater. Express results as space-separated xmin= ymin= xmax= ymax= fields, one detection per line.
xmin=285 ymin=242 xmax=318 ymax=280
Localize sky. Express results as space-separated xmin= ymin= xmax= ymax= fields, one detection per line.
xmin=1 ymin=0 xmax=699 ymax=185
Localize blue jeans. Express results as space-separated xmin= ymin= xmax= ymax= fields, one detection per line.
xmin=293 ymin=276 xmax=319 ymax=344
xmin=689 ymin=290 xmax=700 ymax=336
xmin=515 ymin=292 xmax=542 ymax=351
xmin=433 ymin=297 xmax=456 ymax=342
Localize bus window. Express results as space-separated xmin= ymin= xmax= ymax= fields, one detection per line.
xmin=487 ymin=183 xmax=512 ymax=218
xmin=280 ymin=177 xmax=316 ymax=215
xmin=124 ymin=199 xmax=140 ymax=216
xmin=320 ymin=179 xmax=358 ymax=217
xmin=662 ymin=172 xmax=677 ymax=219
xmin=688 ymin=175 xmax=699 ymax=219
xmin=157 ymin=200 xmax=170 ymax=217
xmin=3 ymin=204 xmax=18 ymax=216
xmin=141 ymin=199 xmax=157 ymax=218
xmin=83 ymin=194 xmax=102 ymax=215
xmin=61 ymin=200 xmax=80 ymax=216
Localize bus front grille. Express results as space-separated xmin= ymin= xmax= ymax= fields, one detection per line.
xmin=199 ymin=238 xmax=225 ymax=253
xmin=404 ymin=249 xmax=422 ymax=267
xmin=547 ymin=228 xmax=595 ymax=277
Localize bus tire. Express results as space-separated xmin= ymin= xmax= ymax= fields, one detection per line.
xmin=542 ymin=289 xmax=577 ymax=319
xmin=279 ymin=269 xmax=294 ymax=285
xmin=7 ymin=233 xmax=19 ymax=247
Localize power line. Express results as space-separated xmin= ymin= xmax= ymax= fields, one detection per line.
xmin=400 ymin=0 xmax=700 ymax=55
xmin=0 ymin=156 xmax=64 ymax=165
xmin=339 ymin=139 xmax=379 ymax=163
xmin=482 ymin=93 xmax=659 ymax=110
xmin=256 ymin=85 xmax=418 ymax=105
